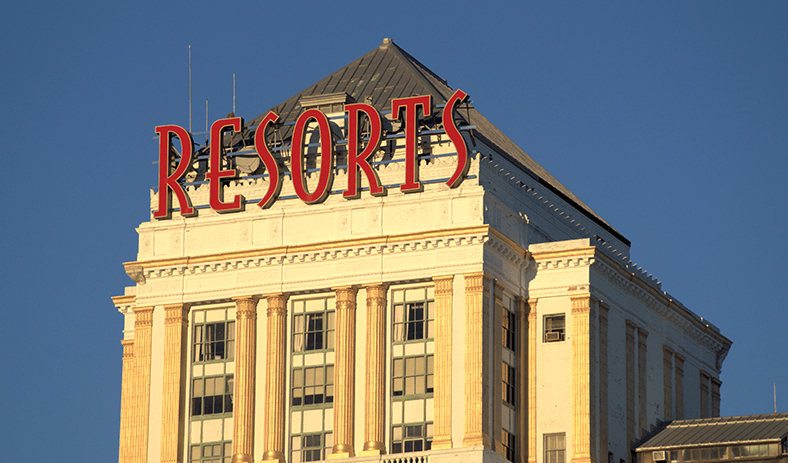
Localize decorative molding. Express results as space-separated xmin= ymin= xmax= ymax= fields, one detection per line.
xmin=432 ymin=275 xmax=454 ymax=450
xmin=262 ymin=293 xmax=289 ymax=463
xmin=161 ymin=303 xmax=190 ymax=463
xmin=232 ymin=296 xmax=260 ymax=463
xmin=127 ymin=226 xmax=492 ymax=279
xmin=330 ymin=285 xmax=359 ymax=459
xmin=462 ymin=272 xmax=491 ymax=448
xmin=361 ymin=283 xmax=389 ymax=455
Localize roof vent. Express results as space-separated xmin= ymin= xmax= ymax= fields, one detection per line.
xmin=298 ymin=92 xmax=354 ymax=113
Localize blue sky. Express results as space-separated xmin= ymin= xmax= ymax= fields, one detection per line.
xmin=1 ymin=1 xmax=786 ymax=461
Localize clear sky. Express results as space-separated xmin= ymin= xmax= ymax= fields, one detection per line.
xmin=1 ymin=1 xmax=786 ymax=461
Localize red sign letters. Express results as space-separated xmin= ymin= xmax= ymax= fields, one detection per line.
xmin=154 ymin=90 xmax=470 ymax=219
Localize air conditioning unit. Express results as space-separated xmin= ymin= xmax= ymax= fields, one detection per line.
xmin=545 ymin=331 xmax=561 ymax=342
xmin=652 ymin=451 xmax=668 ymax=462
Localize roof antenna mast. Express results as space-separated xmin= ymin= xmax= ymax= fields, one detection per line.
xmin=189 ymin=45 xmax=192 ymax=133
xmin=775 ymin=383 xmax=778 ymax=413
xmin=233 ymin=73 xmax=236 ymax=115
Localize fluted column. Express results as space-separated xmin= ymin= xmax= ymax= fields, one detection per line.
xmin=711 ymin=378 xmax=721 ymax=418
xmin=700 ymin=370 xmax=710 ymax=418
xmin=161 ymin=303 xmax=191 ymax=463
xmin=663 ymin=345 xmax=674 ymax=422
xmin=570 ymin=294 xmax=596 ymax=463
xmin=637 ymin=328 xmax=648 ymax=436
xmin=432 ymin=275 xmax=454 ymax=450
xmin=625 ymin=319 xmax=636 ymax=459
xmin=331 ymin=286 xmax=359 ymax=458
xmin=526 ymin=298 xmax=538 ymax=463
xmin=119 ymin=339 xmax=135 ymax=463
xmin=362 ymin=283 xmax=388 ymax=455
xmin=514 ymin=296 xmax=530 ymax=463
xmin=232 ymin=296 xmax=259 ymax=463
xmin=262 ymin=293 xmax=289 ymax=463
xmin=131 ymin=306 xmax=154 ymax=463
xmin=463 ymin=272 xmax=491 ymax=448
xmin=675 ymin=354 xmax=685 ymax=420
xmin=493 ymin=279 xmax=505 ymax=456
xmin=598 ymin=302 xmax=609 ymax=463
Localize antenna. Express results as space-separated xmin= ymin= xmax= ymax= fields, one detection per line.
xmin=233 ymin=73 xmax=236 ymax=115
xmin=775 ymin=383 xmax=777 ymax=413
xmin=189 ymin=45 xmax=192 ymax=133
xmin=205 ymin=98 xmax=209 ymax=144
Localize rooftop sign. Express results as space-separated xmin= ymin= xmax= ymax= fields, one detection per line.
xmin=154 ymin=90 xmax=470 ymax=219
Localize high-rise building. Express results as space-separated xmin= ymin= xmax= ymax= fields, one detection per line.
xmin=112 ymin=39 xmax=731 ymax=463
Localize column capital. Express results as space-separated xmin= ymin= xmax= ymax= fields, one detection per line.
xmin=133 ymin=305 xmax=155 ymax=327
xmin=163 ymin=303 xmax=190 ymax=326
xmin=264 ymin=293 xmax=289 ymax=315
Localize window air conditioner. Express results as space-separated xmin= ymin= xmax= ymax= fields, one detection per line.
xmin=545 ymin=331 xmax=561 ymax=342
xmin=652 ymin=451 xmax=667 ymax=462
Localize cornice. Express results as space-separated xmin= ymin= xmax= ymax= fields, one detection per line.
xmin=125 ymin=225 xmax=491 ymax=281
xmin=590 ymin=249 xmax=732 ymax=370
xmin=529 ymin=246 xmax=597 ymax=271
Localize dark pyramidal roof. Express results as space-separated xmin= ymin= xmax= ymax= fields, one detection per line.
xmin=244 ymin=38 xmax=626 ymax=244
xmin=638 ymin=413 xmax=788 ymax=450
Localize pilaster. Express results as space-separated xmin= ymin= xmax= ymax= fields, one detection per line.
xmin=700 ymin=370 xmax=711 ymax=419
xmin=330 ymin=285 xmax=359 ymax=459
xmin=598 ymin=301 xmax=609 ymax=463
xmin=493 ymin=279 xmax=506 ymax=456
xmin=527 ymin=298 xmax=538 ymax=463
xmin=675 ymin=353 xmax=685 ymax=420
xmin=637 ymin=327 xmax=648 ymax=438
xmin=432 ymin=276 xmax=454 ymax=450
xmin=232 ymin=296 xmax=260 ymax=463
xmin=514 ymin=296 xmax=530 ymax=463
xmin=161 ymin=303 xmax=190 ymax=463
xmin=462 ymin=272 xmax=491 ymax=448
xmin=361 ymin=283 xmax=388 ymax=455
xmin=624 ymin=319 xmax=636 ymax=462
xmin=662 ymin=346 xmax=674 ymax=422
xmin=131 ymin=305 xmax=154 ymax=463
xmin=262 ymin=293 xmax=289 ymax=463
xmin=119 ymin=339 xmax=135 ymax=463
xmin=570 ymin=293 xmax=596 ymax=463
xmin=711 ymin=378 xmax=722 ymax=418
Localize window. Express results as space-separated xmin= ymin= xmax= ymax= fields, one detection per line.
xmin=503 ymin=307 xmax=516 ymax=351
xmin=544 ymin=314 xmax=565 ymax=342
xmin=393 ymin=355 xmax=434 ymax=397
xmin=502 ymin=430 xmax=515 ymax=462
xmin=190 ymin=441 xmax=232 ymax=463
xmin=291 ymin=432 xmax=333 ymax=463
xmin=544 ymin=433 xmax=566 ymax=463
xmin=290 ymin=297 xmax=335 ymax=463
xmin=393 ymin=300 xmax=434 ymax=342
xmin=293 ymin=300 xmax=335 ymax=352
xmin=192 ymin=376 xmax=233 ymax=416
xmin=292 ymin=365 xmax=334 ymax=406
xmin=503 ymin=362 xmax=516 ymax=406
xmin=193 ymin=321 xmax=235 ymax=362
xmin=391 ymin=423 xmax=433 ymax=454
xmin=391 ymin=287 xmax=435 ymax=455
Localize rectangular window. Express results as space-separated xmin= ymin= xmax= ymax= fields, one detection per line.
xmin=502 ymin=430 xmax=515 ymax=462
xmin=290 ymin=432 xmax=332 ymax=463
xmin=189 ymin=441 xmax=232 ymax=463
xmin=503 ymin=307 xmax=516 ymax=351
xmin=193 ymin=321 xmax=235 ymax=362
xmin=502 ymin=362 xmax=516 ymax=406
xmin=293 ymin=300 xmax=335 ymax=352
xmin=391 ymin=423 xmax=433 ymax=454
xmin=544 ymin=433 xmax=566 ymax=463
xmin=292 ymin=365 xmax=334 ymax=406
xmin=192 ymin=376 xmax=233 ymax=417
xmin=393 ymin=355 xmax=434 ymax=397
xmin=544 ymin=314 xmax=565 ymax=342
xmin=393 ymin=300 xmax=434 ymax=342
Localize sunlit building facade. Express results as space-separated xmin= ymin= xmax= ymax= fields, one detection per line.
xmin=112 ymin=39 xmax=732 ymax=463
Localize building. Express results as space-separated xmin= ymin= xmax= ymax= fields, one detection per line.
xmin=634 ymin=413 xmax=788 ymax=463
xmin=111 ymin=39 xmax=732 ymax=463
